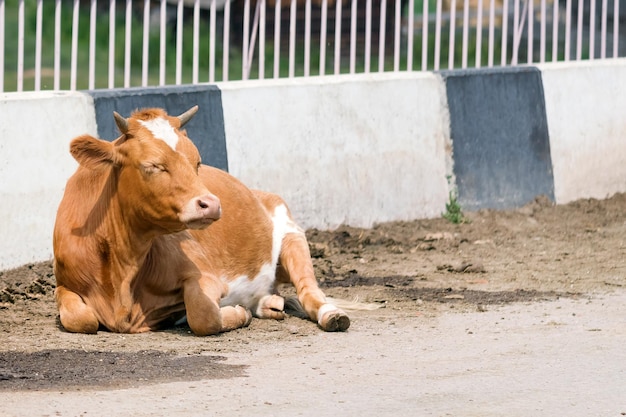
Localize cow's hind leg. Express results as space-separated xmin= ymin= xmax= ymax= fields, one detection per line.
xmin=55 ymin=286 xmax=99 ymax=334
xmin=277 ymin=232 xmax=350 ymax=332
xmin=183 ymin=275 xmax=252 ymax=335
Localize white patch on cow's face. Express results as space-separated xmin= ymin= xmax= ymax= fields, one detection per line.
xmin=139 ymin=118 xmax=179 ymax=150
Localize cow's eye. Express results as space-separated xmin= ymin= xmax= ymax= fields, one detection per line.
xmin=142 ymin=162 xmax=167 ymax=174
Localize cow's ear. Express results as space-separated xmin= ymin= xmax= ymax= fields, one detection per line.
xmin=70 ymin=134 xmax=117 ymax=169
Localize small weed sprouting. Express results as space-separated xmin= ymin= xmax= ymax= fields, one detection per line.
xmin=443 ymin=192 xmax=467 ymax=224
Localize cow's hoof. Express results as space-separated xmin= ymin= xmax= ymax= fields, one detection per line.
xmin=319 ymin=310 xmax=350 ymax=332
xmin=256 ymin=294 xmax=286 ymax=320
xmin=237 ymin=305 xmax=253 ymax=327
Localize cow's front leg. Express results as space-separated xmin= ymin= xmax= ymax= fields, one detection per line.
xmin=277 ymin=232 xmax=350 ymax=332
xmin=256 ymin=294 xmax=286 ymax=320
xmin=183 ymin=275 xmax=252 ymax=335
xmin=56 ymin=286 xmax=100 ymax=334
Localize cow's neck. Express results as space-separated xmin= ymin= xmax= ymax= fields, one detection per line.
xmin=99 ymin=185 xmax=161 ymax=331
xmin=105 ymin=217 xmax=161 ymax=331
xmin=94 ymin=167 xmax=162 ymax=271
xmin=108 ymin=215 xmax=152 ymax=265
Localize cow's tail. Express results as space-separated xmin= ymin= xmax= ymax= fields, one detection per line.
xmin=284 ymin=296 xmax=382 ymax=319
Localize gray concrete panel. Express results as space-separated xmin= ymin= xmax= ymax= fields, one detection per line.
xmin=87 ymin=85 xmax=228 ymax=171
xmin=442 ymin=67 xmax=555 ymax=211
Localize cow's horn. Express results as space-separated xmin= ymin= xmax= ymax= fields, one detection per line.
xmin=178 ymin=105 xmax=199 ymax=128
xmin=113 ymin=111 xmax=129 ymax=134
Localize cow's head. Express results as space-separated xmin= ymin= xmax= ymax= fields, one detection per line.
xmin=70 ymin=106 xmax=221 ymax=233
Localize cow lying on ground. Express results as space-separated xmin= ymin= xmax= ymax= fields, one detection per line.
xmin=53 ymin=106 xmax=354 ymax=335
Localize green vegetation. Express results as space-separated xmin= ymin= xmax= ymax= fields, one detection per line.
xmin=442 ymin=191 xmax=467 ymax=224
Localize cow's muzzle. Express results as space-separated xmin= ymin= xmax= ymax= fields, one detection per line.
xmin=180 ymin=193 xmax=222 ymax=229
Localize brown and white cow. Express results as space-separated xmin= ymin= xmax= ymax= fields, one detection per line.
xmin=53 ymin=106 xmax=352 ymax=335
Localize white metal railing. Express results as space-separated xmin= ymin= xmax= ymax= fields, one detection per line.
xmin=1 ymin=0 xmax=623 ymax=92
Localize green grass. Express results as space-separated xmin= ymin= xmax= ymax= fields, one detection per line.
xmin=442 ymin=191 xmax=467 ymax=224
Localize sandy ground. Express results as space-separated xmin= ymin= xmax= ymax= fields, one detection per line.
xmin=1 ymin=193 xmax=626 ymax=416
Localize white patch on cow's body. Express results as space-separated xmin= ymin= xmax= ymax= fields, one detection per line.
xmin=220 ymin=264 xmax=276 ymax=313
xmin=271 ymin=204 xmax=303 ymax=265
xmin=317 ymin=303 xmax=340 ymax=326
xmin=220 ymin=204 xmax=303 ymax=314
xmin=139 ymin=118 xmax=179 ymax=150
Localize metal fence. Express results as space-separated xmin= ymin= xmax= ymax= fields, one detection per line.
xmin=1 ymin=0 xmax=624 ymax=92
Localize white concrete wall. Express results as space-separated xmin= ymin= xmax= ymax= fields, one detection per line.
xmin=0 ymin=91 xmax=97 ymax=270
xmin=219 ymin=73 xmax=452 ymax=229
xmin=3 ymin=62 xmax=626 ymax=271
xmin=539 ymin=59 xmax=626 ymax=204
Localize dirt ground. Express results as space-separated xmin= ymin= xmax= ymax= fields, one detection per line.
xmin=1 ymin=193 xmax=626 ymax=415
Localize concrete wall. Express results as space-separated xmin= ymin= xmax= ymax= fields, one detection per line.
xmin=443 ymin=67 xmax=555 ymax=211
xmin=539 ymin=59 xmax=626 ymax=204
xmin=0 ymin=92 xmax=97 ymax=270
xmin=2 ymin=60 xmax=626 ymax=270
xmin=219 ymin=73 xmax=451 ymax=229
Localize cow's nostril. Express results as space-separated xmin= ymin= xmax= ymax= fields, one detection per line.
xmin=198 ymin=199 xmax=209 ymax=209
